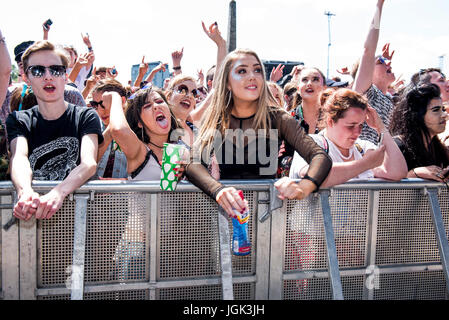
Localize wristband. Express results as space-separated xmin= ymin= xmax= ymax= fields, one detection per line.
xmin=303 ymin=174 xmax=320 ymax=192
xmin=0 ymin=37 xmax=5 ymax=44
xmin=173 ymin=66 xmax=181 ymax=71
xmin=88 ymin=47 xmax=93 ymax=52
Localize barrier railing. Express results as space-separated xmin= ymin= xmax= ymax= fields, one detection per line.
xmin=0 ymin=179 xmax=448 ymax=300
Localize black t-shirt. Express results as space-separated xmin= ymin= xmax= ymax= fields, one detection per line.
xmin=6 ymin=104 xmax=103 ymax=181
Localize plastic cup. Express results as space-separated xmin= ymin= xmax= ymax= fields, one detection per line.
xmin=160 ymin=143 xmax=187 ymax=191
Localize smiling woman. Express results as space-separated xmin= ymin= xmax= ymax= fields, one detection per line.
xmin=184 ymin=48 xmax=332 ymax=218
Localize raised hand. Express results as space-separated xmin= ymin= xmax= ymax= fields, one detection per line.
xmin=270 ymin=64 xmax=285 ymax=82
xmin=139 ymin=55 xmax=149 ymax=74
xmin=81 ymin=32 xmax=92 ymax=49
xmin=171 ymin=48 xmax=184 ymax=66
xmin=382 ymin=43 xmax=395 ymax=61
xmin=202 ymin=21 xmax=225 ymax=45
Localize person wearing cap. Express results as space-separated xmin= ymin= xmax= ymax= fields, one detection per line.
xmin=352 ymin=0 xmax=396 ymax=145
xmin=6 ymin=40 xmax=103 ymax=221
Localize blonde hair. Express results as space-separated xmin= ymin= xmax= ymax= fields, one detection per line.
xmin=195 ymin=48 xmax=280 ymax=155
xmin=164 ymin=74 xmax=197 ymax=101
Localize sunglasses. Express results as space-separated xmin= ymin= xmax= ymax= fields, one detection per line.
xmin=175 ymin=84 xmax=198 ymax=98
xmin=26 ymin=65 xmax=67 ymax=78
xmin=376 ymin=56 xmax=390 ymax=65
xmin=89 ymin=100 xmax=105 ymax=110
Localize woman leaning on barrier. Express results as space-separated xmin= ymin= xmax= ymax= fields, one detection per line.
xmin=289 ymin=88 xmax=408 ymax=187
xmin=184 ymin=48 xmax=332 ymax=218
xmin=390 ymin=83 xmax=449 ymax=182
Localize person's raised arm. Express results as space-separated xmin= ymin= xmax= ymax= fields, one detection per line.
xmin=189 ymin=21 xmax=227 ymax=125
xmin=133 ymin=56 xmax=149 ymax=87
xmin=0 ymin=29 xmax=11 ymax=108
xmin=104 ymin=91 xmax=146 ymax=170
xmin=352 ymin=0 xmax=385 ymax=94
xmin=81 ymin=32 xmax=93 ymax=53
xmin=68 ymin=52 xmax=93 ymax=85
xmin=144 ymin=62 xmax=168 ymax=84
xmin=35 ymin=133 xmax=98 ymax=219
xmin=201 ymin=21 xmax=227 ymax=88
xmin=171 ymin=48 xmax=184 ymax=76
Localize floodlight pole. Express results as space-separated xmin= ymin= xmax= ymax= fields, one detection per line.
xmin=325 ymin=11 xmax=336 ymax=80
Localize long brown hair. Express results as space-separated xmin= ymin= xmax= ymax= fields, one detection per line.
xmin=195 ymin=48 xmax=280 ymax=156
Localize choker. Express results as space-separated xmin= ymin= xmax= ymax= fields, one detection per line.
xmin=148 ymin=141 xmax=164 ymax=149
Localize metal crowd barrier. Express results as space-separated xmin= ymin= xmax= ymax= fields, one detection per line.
xmin=0 ymin=179 xmax=448 ymax=300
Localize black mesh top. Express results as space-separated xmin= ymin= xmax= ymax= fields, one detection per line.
xmin=185 ymin=109 xmax=332 ymax=199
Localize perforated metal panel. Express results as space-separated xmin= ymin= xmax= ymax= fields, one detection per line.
xmin=38 ymin=198 xmax=75 ymax=287
xmin=85 ymin=192 xmax=149 ymax=284
xmin=157 ymin=283 xmax=254 ymax=300
xmin=158 ymin=191 xmax=221 ymax=279
xmin=283 ymin=275 xmax=364 ymax=300
xmin=38 ymin=290 xmax=148 ymax=300
xmin=285 ymin=195 xmax=327 ymax=272
xmin=376 ymin=189 xmax=442 ymax=265
xmin=373 ymin=271 xmax=447 ymax=300
xmin=158 ymin=190 xmax=256 ymax=280
xmin=285 ymin=189 xmax=368 ymax=273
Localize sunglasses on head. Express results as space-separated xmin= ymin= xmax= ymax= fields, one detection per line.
xmin=26 ymin=65 xmax=66 ymax=78
xmin=89 ymin=100 xmax=105 ymax=110
xmin=175 ymin=84 xmax=198 ymax=98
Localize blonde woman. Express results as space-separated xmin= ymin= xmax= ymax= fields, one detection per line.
xmin=184 ymin=49 xmax=332 ymax=218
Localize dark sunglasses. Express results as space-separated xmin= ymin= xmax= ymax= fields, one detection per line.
xmin=89 ymin=100 xmax=105 ymax=110
xmin=26 ymin=65 xmax=67 ymax=78
xmin=175 ymin=84 xmax=198 ymax=98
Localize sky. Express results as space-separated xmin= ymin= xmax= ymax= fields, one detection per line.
xmin=1 ymin=0 xmax=448 ymax=85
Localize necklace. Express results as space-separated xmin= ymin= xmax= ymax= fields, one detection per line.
xmin=148 ymin=141 xmax=164 ymax=149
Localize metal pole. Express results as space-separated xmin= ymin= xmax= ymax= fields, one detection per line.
xmin=324 ymin=11 xmax=336 ymax=80
xmin=227 ymin=1 xmax=237 ymax=53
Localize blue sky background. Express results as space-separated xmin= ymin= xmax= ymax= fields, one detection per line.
xmin=1 ymin=0 xmax=448 ymax=85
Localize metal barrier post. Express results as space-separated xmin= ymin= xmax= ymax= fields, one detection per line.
xmin=424 ymin=187 xmax=449 ymax=296
xmin=319 ymin=190 xmax=344 ymax=300
xmin=70 ymin=194 xmax=89 ymax=300
xmin=218 ymin=207 xmax=234 ymax=300
xmin=1 ymin=193 xmax=19 ymax=299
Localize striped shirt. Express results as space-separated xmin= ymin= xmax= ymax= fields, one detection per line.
xmin=359 ymin=84 xmax=394 ymax=144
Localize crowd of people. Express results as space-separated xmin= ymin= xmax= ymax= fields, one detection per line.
xmin=0 ymin=0 xmax=448 ymax=223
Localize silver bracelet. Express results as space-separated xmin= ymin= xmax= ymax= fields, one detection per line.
xmin=0 ymin=37 xmax=5 ymax=44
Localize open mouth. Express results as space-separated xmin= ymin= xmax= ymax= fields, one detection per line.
xmin=305 ymin=88 xmax=314 ymax=94
xmin=246 ymin=84 xmax=258 ymax=90
xmin=43 ymin=85 xmax=56 ymax=93
xmin=180 ymin=100 xmax=192 ymax=109
xmin=156 ymin=114 xmax=169 ymax=129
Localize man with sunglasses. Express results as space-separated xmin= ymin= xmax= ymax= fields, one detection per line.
xmin=352 ymin=0 xmax=396 ymax=145
xmin=6 ymin=40 xmax=103 ymax=221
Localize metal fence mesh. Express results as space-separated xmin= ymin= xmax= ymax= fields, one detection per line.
xmin=2 ymin=182 xmax=448 ymax=300
xmin=376 ymin=189 xmax=443 ymax=265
